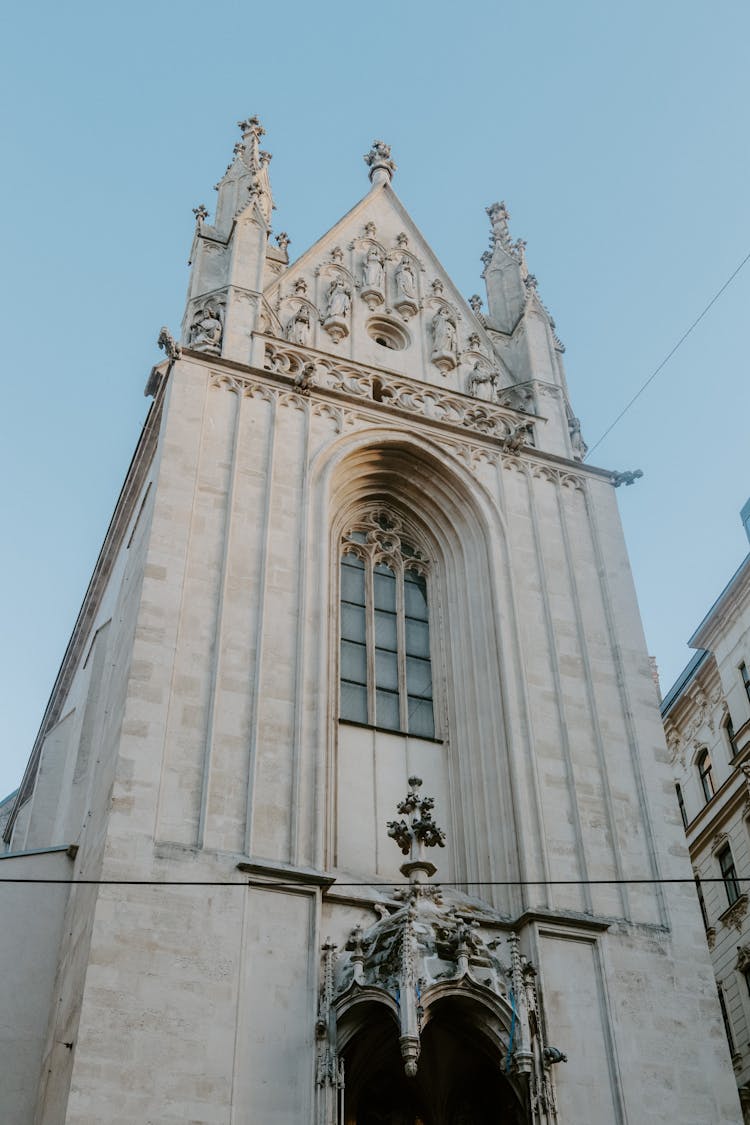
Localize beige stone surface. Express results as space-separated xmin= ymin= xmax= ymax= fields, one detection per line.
xmin=0 ymin=126 xmax=742 ymax=1123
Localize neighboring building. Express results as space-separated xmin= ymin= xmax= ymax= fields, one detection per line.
xmin=663 ymin=512 xmax=750 ymax=1121
xmin=0 ymin=119 xmax=742 ymax=1124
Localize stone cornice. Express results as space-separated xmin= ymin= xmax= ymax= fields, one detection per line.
xmin=689 ymin=553 xmax=750 ymax=650
xmin=3 ymin=380 xmax=166 ymax=842
xmin=182 ymin=346 xmax=615 ymax=483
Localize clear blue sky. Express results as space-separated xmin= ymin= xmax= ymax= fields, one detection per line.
xmin=1 ymin=0 xmax=748 ymax=798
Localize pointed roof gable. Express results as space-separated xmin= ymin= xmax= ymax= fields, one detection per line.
xmin=263 ymin=178 xmax=508 ymax=393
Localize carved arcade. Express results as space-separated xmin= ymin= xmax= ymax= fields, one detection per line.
xmin=314 ymin=780 xmax=564 ymax=1124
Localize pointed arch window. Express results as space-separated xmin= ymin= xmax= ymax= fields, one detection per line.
xmin=339 ymin=509 xmax=434 ymax=739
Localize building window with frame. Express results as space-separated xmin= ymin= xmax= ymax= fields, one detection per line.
xmin=697 ymin=748 xmax=715 ymax=803
xmin=339 ymin=509 xmax=435 ymax=739
xmin=675 ymin=783 xmax=688 ymax=829
xmin=718 ymin=986 xmax=736 ymax=1056
xmin=741 ymin=662 xmax=750 ymax=705
xmin=725 ymin=713 xmax=739 ymax=758
xmin=718 ymin=844 xmax=741 ymax=907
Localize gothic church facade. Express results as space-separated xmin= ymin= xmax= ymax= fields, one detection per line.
xmin=1 ymin=119 xmax=741 ymax=1124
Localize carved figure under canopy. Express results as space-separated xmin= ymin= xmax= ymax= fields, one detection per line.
xmin=286 ymin=304 xmax=312 ymax=346
xmin=326 ymin=278 xmax=351 ymax=320
xmin=362 ymin=247 xmax=384 ymax=290
xmin=467 ymin=362 xmax=497 ymax=402
xmin=189 ymin=303 xmax=223 ymax=353
xmin=431 ymin=306 xmax=457 ymax=355
xmin=395 ymin=257 xmax=417 ymax=300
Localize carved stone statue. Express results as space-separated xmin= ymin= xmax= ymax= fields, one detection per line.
xmin=467 ymin=362 xmax=496 ymax=401
xmin=568 ymin=414 xmax=588 ymax=461
xmin=323 ymin=278 xmax=352 ymax=342
xmin=393 ymin=256 xmax=418 ymax=319
xmin=286 ymin=304 xmax=312 ymax=347
xmin=395 ymin=258 xmax=416 ymax=300
xmin=430 ymin=306 xmax=457 ymax=371
xmin=189 ymin=302 xmax=223 ymax=354
xmin=362 ymin=247 xmax=384 ymax=290
xmin=326 ymin=279 xmax=351 ymax=319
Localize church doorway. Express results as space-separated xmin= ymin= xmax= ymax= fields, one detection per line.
xmin=342 ymin=999 xmax=526 ymax=1125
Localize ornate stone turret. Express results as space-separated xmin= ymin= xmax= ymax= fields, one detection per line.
xmin=314 ymin=778 xmax=564 ymax=1122
xmin=182 ymin=115 xmax=282 ymax=365
xmin=481 ymin=201 xmax=585 ymax=459
xmin=483 ymin=201 xmax=526 ymax=334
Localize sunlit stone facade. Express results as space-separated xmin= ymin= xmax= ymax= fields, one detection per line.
xmin=664 ymin=514 xmax=750 ymax=1123
xmin=0 ymin=121 xmax=741 ymax=1124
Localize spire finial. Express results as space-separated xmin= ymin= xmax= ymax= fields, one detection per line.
xmin=387 ymin=776 xmax=445 ymax=884
xmin=364 ymin=139 xmax=396 ymax=186
xmin=232 ymin=115 xmax=274 ymax=226
xmin=487 ymin=201 xmax=512 ymax=251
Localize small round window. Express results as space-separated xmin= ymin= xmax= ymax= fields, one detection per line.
xmin=367 ymin=317 xmax=409 ymax=351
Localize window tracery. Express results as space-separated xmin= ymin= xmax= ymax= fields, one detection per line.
xmin=339 ymin=508 xmax=435 ymax=738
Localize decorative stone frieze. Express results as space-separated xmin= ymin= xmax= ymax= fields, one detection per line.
xmin=720 ymin=894 xmax=749 ymax=933
xmin=261 ymin=338 xmax=535 ymax=448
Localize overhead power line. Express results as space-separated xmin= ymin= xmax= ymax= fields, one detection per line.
xmin=585 ymin=249 xmax=750 ymax=458
xmin=0 ymin=875 xmax=742 ymax=888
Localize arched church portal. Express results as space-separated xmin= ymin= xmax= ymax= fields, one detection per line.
xmin=341 ymin=998 xmax=526 ymax=1125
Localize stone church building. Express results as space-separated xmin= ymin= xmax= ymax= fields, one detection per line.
xmin=0 ymin=118 xmax=742 ymax=1123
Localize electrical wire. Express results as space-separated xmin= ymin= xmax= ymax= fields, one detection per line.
xmin=584 ymin=249 xmax=750 ymax=459
xmin=0 ymin=875 xmax=744 ymax=887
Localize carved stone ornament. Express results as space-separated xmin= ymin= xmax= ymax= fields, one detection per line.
xmin=430 ymin=305 xmax=458 ymax=372
xmin=294 ymin=277 xmax=308 ymax=295
xmin=487 ymin=201 xmax=512 ymax=251
xmin=323 ymin=279 xmax=351 ymax=343
xmin=314 ymin=777 xmax=564 ymax=1121
xmin=611 ymin=469 xmax=644 ymax=488
xmin=364 ymin=139 xmax=396 ymax=185
xmin=189 ymin=300 xmax=223 ymax=354
xmin=469 ymin=293 xmax=483 ymax=314
xmin=262 ymin=338 xmax=535 ymax=450
xmin=721 ymin=894 xmax=749 ymax=933
xmin=393 ymin=256 xmax=418 ymax=319
xmin=286 ymin=304 xmax=313 ymax=347
xmin=192 ymin=203 xmax=208 ymax=227
xmin=157 ymin=326 xmax=181 ymax=362
xmin=467 ymin=362 xmax=498 ymax=402
xmin=275 ymin=230 xmax=291 ymax=253
xmin=567 ymin=413 xmax=588 ymax=461
xmin=736 ymin=944 xmax=750 ymax=973
xmin=360 ymin=246 xmax=385 ymax=309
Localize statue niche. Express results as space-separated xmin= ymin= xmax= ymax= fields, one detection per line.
xmin=430 ymin=306 xmax=458 ymax=372
xmin=286 ymin=302 xmax=313 ymax=347
xmin=393 ymin=256 xmax=418 ymax=319
xmin=361 ymin=246 xmax=385 ymax=310
xmin=189 ymin=300 xmax=223 ymax=354
xmin=323 ymin=277 xmax=352 ymax=343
